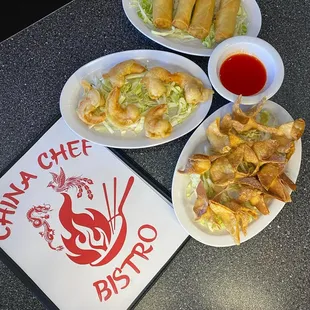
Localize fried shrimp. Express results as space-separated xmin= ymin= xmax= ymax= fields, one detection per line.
xmin=102 ymin=59 xmax=146 ymax=87
xmin=76 ymin=60 xmax=216 ymax=139
xmin=144 ymin=104 xmax=172 ymax=139
xmin=141 ymin=67 xmax=172 ymax=99
xmin=170 ymin=72 xmax=213 ymax=104
xmin=76 ymin=80 xmax=106 ymax=125
xmin=106 ymin=87 xmax=141 ymax=129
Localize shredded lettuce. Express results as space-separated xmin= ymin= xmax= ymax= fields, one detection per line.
xmin=95 ymin=121 xmax=115 ymax=134
xmin=170 ymin=98 xmax=195 ymax=127
xmin=151 ymin=27 xmax=196 ymax=41
xmin=238 ymin=110 xmax=277 ymax=142
xmin=237 ymin=161 xmax=256 ymax=174
xmin=131 ymin=0 xmax=248 ymax=49
xmin=202 ymin=24 xmax=216 ymax=49
xmin=198 ymin=214 xmax=225 ymax=232
xmin=235 ymin=5 xmax=248 ymax=36
xmin=98 ymin=78 xmax=113 ymax=97
xmin=239 ymin=129 xmax=271 ymax=142
xmin=186 ymin=171 xmax=216 ymax=200
xmin=91 ymin=73 xmax=196 ymax=135
xmin=132 ymin=0 xmax=153 ymax=26
xmin=201 ymin=171 xmax=215 ymax=198
xmin=186 ymin=174 xmax=201 ymax=197
xmin=120 ymin=76 xmax=155 ymax=113
xmin=134 ymin=116 xmax=145 ymax=134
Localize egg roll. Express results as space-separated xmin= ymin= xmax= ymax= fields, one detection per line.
xmin=215 ymin=0 xmax=241 ymax=43
xmin=153 ymin=0 xmax=174 ymax=29
xmin=188 ymin=0 xmax=216 ymax=39
xmin=172 ymin=0 xmax=197 ymax=31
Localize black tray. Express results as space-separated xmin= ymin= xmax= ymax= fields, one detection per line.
xmin=0 ymin=116 xmax=190 ymax=310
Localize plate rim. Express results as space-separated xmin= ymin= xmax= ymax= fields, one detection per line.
xmin=122 ymin=0 xmax=262 ymax=57
xmin=171 ymin=100 xmax=302 ymax=247
xmin=59 ymin=49 xmax=213 ymax=149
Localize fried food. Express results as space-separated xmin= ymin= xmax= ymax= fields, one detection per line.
xmin=188 ymin=0 xmax=216 ymax=39
xmin=179 ymin=95 xmax=305 ymax=244
xmin=215 ymin=0 xmax=241 ymax=43
xmin=170 ymin=72 xmax=213 ymax=104
xmin=210 ymin=157 xmax=235 ymax=185
xmin=178 ymin=154 xmax=211 ymax=175
xmin=141 ymin=67 xmax=172 ymax=99
xmin=76 ymin=80 xmax=106 ymax=125
xmin=172 ymin=0 xmax=197 ymax=31
xmin=209 ymin=200 xmax=240 ymax=245
xmin=153 ymin=0 xmax=174 ymax=29
xmin=144 ymin=66 xmax=172 ymax=82
xmin=144 ymin=104 xmax=172 ymax=139
xmin=106 ymin=87 xmax=140 ymax=129
xmin=206 ymin=117 xmax=231 ymax=153
xmin=102 ymin=59 xmax=146 ymax=87
xmin=77 ymin=60 xmax=214 ymax=139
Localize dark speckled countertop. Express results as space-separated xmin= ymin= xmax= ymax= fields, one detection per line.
xmin=1 ymin=0 xmax=310 ymax=309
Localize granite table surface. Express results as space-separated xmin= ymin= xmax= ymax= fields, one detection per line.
xmin=0 ymin=0 xmax=309 ymax=309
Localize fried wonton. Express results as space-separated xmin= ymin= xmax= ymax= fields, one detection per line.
xmin=232 ymin=95 xmax=266 ymax=124
xmin=194 ymin=182 xmax=223 ymax=231
xmin=229 ymin=133 xmax=245 ymax=148
xmin=206 ymin=118 xmax=231 ymax=154
xmin=257 ymin=163 xmax=294 ymax=202
xmin=179 ymin=95 xmax=305 ymax=245
xmin=220 ymin=113 xmax=233 ymax=134
xmin=250 ymin=194 xmax=270 ymax=215
xmin=257 ymin=163 xmax=281 ymax=190
xmin=273 ymin=135 xmax=296 ymax=160
xmin=227 ymin=144 xmax=259 ymax=177
xmin=209 ymin=200 xmax=240 ymax=245
xmin=226 ymin=200 xmax=258 ymax=235
xmin=261 ymin=153 xmax=287 ymax=165
xmin=280 ymin=173 xmax=296 ymax=191
xmin=209 ymin=157 xmax=235 ymax=185
xmin=276 ymin=118 xmax=305 ymax=141
xmin=228 ymin=185 xmax=262 ymax=205
xmin=235 ymin=177 xmax=264 ymax=191
xmin=252 ymin=140 xmax=279 ymax=161
xmin=267 ymin=178 xmax=292 ymax=202
xmin=193 ymin=181 xmax=209 ymax=219
xmin=178 ymin=154 xmax=211 ymax=175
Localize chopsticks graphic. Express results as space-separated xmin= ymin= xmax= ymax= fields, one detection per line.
xmin=114 ymin=177 xmax=117 ymax=232
xmin=102 ymin=181 xmax=114 ymax=235
xmin=102 ymin=176 xmax=134 ymax=235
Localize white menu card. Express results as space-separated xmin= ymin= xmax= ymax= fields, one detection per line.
xmin=0 ymin=118 xmax=188 ymax=309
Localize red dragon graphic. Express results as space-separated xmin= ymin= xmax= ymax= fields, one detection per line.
xmin=27 ymin=204 xmax=64 ymax=251
xmin=47 ymin=167 xmax=94 ymax=200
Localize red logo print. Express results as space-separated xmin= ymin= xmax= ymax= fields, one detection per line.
xmin=27 ymin=204 xmax=64 ymax=251
xmin=47 ymin=167 xmax=94 ymax=200
xmin=58 ymin=176 xmax=134 ymax=266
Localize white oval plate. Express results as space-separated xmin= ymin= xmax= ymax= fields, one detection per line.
xmin=122 ymin=0 xmax=262 ymax=57
xmin=60 ymin=49 xmax=213 ymax=149
xmin=172 ymin=100 xmax=302 ymax=246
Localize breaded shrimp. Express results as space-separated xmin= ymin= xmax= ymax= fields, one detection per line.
xmin=141 ymin=67 xmax=172 ymax=99
xmin=144 ymin=104 xmax=172 ymax=139
xmin=146 ymin=67 xmax=172 ymax=82
xmin=76 ymin=80 xmax=106 ymax=125
xmin=102 ymin=59 xmax=146 ymax=87
xmin=106 ymin=87 xmax=141 ymax=129
xmin=170 ymin=72 xmax=213 ymax=104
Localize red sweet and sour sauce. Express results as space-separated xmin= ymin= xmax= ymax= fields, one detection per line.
xmin=219 ymin=53 xmax=267 ymax=96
